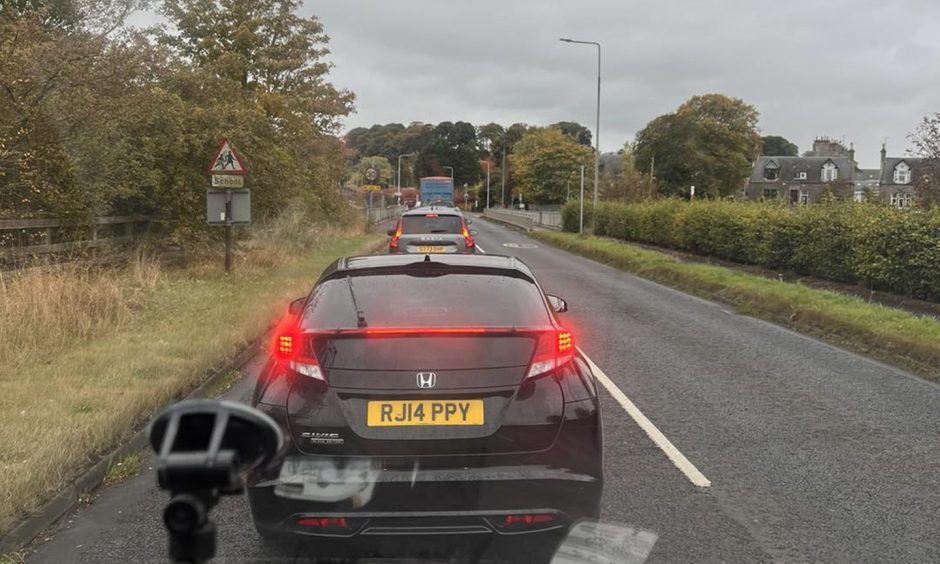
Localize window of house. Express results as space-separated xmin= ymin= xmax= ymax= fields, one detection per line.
xmin=763 ymin=166 xmax=779 ymax=180
xmin=854 ymin=190 xmax=865 ymax=202
xmin=893 ymin=162 xmax=911 ymax=184
xmin=794 ymin=171 xmax=807 ymax=180
xmin=890 ymin=192 xmax=913 ymax=209
xmin=821 ymin=162 xmax=838 ymax=182
xmin=799 ymin=190 xmax=809 ymax=204
xmin=762 ymin=188 xmax=779 ymax=199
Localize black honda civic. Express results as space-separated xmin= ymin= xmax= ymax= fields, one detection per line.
xmin=248 ymin=253 xmax=603 ymax=562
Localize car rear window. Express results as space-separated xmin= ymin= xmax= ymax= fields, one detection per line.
xmin=301 ymin=272 xmax=551 ymax=330
xmin=401 ymin=214 xmax=463 ymax=234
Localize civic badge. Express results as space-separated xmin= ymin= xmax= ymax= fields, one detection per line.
xmin=416 ymin=372 xmax=436 ymax=389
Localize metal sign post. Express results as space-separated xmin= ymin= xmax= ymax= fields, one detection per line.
xmin=206 ymin=139 xmax=249 ymax=272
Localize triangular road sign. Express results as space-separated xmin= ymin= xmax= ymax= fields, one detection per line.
xmin=208 ymin=139 xmax=248 ymax=176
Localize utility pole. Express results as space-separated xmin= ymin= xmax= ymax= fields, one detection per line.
xmin=560 ymin=38 xmax=601 ymax=220
xmin=648 ymin=154 xmax=655 ymax=200
xmin=579 ymin=165 xmax=585 ymax=234
xmin=501 ymin=141 xmax=507 ymax=208
xmin=485 ymin=160 xmax=491 ymax=209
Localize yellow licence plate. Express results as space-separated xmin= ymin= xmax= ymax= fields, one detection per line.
xmin=415 ymin=245 xmax=447 ymax=253
xmin=367 ymin=400 xmax=484 ymax=427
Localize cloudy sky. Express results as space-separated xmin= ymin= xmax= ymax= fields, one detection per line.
xmin=138 ymin=0 xmax=940 ymax=167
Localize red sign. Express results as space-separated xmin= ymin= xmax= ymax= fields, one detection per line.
xmin=208 ymin=139 xmax=248 ymax=176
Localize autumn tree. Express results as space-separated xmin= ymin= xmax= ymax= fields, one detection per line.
xmin=761 ymin=135 xmax=798 ymax=156
xmin=550 ymin=121 xmax=592 ymax=146
xmin=634 ymin=94 xmax=761 ymax=198
xmin=509 ymin=128 xmax=593 ymax=204
xmin=909 ymin=113 xmax=940 ymax=207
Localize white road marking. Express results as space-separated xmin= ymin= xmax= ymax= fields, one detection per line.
xmin=475 ymin=243 xmax=487 ymax=254
xmin=578 ymin=346 xmax=712 ymax=488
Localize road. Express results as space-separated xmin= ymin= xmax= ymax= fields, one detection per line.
xmin=28 ymin=217 xmax=940 ymax=563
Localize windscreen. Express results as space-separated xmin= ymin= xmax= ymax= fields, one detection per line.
xmin=301 ymin=272 xmax=551 ymax=330
xmin=401 ymin=215 xmax=463 ymax=234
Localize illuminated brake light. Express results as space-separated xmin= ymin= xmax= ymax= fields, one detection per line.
xmin=462 ymin=223 xmax=475 ymax=248
xmin=526 ymin=330 xmax=575 ymax=380
xmin=275 ymin=334 xmax=294 ymax=359
xmin=273 ymin=332 xmax=325 ymax=381
xmin=297 ymin=517 xmax=348 ymax=529
xmin=389 ymin=223 xmax=402 ymax=250
xmin=425 ymin=213 xmax=438 ymax=218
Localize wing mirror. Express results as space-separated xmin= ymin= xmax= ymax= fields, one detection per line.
xmin=546 ymin=294 xmax=568 ymax=313
xmin=386 ymin=228 xmax=396 ymax=237
xmin=288 ymin=297 xmax=305 ymax=316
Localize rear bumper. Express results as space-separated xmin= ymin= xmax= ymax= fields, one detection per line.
xmin=248 ymin=456 xmax=601 ymax=556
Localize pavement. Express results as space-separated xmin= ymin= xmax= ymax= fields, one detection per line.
xmin=25 ymin=217 xmax=940 ymax=563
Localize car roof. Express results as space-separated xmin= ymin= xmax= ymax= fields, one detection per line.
xmin=321 ymin=253 xmax=534 ymax=280
xmin=403 ymin=206 xmax=462 ymax=216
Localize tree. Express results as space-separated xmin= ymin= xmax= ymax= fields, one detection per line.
xmin=634 ymin=94 xmax=761 ymax=198
xmin=509 ymin=128 xmax=593 ymax=204
xmin=159 ymin=0 xmax=353 ymax=132
xmin=477 ymin=122 xmax=505 ymax=154
xmin=761 ymin=135 xmax=798 ymax=156
xmin=414 ymin=121 xmax=481 ymax=187
xmin=909 ymin=113 xmax=940 ymax=207
xmin=599 ymin=143 xmax=658 ymax=202
xmin=550 ymin=121 xmax=592 ymax=146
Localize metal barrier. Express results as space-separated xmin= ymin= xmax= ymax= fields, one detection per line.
xmin=482 ymin=208 xmax=561 ymax=231
xmin=0 ymin=216 xmax=151 ymax=261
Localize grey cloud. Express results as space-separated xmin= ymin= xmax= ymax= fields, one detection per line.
xmin=303 ymin=0 xmax=938 ymax=166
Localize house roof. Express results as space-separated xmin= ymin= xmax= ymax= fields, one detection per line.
xmin=880 ymin=157 xmax=923 ymax=186
xmin=750 ymin=156 xmax=857 ymax=183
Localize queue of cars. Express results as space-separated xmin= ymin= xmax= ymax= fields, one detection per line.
xmin=247 ymin=205 xmax=604 ymax=562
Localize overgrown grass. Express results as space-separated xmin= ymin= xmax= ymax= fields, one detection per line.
xmin=103 ymin=453 xmax=141 ymax=487
xmin=533 ymin=231 xmax=940 ymax=379
xmin=0 ymin=228 xmax=380 ymax=533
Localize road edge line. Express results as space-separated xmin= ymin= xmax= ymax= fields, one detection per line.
xmin=578 ymin=346 xmax=712 ymax=488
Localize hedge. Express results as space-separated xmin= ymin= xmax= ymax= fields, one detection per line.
xmin=561 ymin=200 xmax=940 ymax=301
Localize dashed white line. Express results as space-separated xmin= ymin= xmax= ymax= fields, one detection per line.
xmin=578 ymin=346 xmax=712 ymax=488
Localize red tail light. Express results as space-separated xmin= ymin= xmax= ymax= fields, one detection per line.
xmin=526 ymin=330 xmax=575 ymax=380
xmin=502 ymin=514 xmax=556 ymax=527
xmin=462 ymin=223 xmax=475 ymax=248
xmin=272 ymin=331 xmax=324 ymax=382
xmin=297 ymin=517 xmax=348 ymax=529
xmin=389 ymin=222 xmax=402 ymax=250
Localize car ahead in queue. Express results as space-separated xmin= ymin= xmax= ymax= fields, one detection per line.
xmin=248 ymin=254 xmax=603 ymax=562
xmin=388 ymin=206 xmax=476 ymax=254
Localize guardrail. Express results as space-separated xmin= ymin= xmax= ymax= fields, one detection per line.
xmin=0 ymin=216 xmax=152 ymax=262
xmin=482 ymin=208 xmax=562 ymax=231
xmin=365 ymin=205 xmax=405 ymax=226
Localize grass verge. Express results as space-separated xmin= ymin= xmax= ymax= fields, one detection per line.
xmin=532 ymin=231 xmax=940 ymax=380
xmin=0 ymin=233 xmax=380 ymax=534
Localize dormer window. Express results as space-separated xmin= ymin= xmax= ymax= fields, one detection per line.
xmin=821 ymin=161 xmax=838 ymax=182
xmin=794 ymin=171 xmax=807 ymax=180
xmin=763 ymin=162 xmax=779 ymax=181
xmin=893 ymin=162 xmax=911 ymax=184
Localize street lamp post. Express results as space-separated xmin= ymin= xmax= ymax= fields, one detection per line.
xmin=397 ymin=152 xmax=416 ymax=206
xmin=560 ymin=37 xmax=601 ymax=220
xmin=443 ymin=166 xmax=454 ymax=179
xmin=484 ymin=160 xmax=491 ymax=209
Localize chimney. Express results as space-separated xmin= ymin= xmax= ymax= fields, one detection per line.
xmin=880 ymin=142 xmax=887 ymax=167
xmin=848 ymin=142 xmax=855 ymax=163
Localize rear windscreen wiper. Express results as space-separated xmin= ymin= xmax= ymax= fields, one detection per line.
xmin=346 ymin=276 xmax=367 ymax=328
